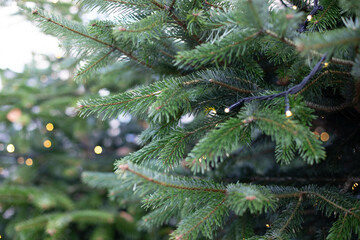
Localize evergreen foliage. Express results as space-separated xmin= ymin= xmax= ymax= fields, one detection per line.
xmin=23 ymin=0 xmax=360 ymax=239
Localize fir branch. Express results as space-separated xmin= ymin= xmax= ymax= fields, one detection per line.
xmin=32 ymin=10 xmax=153 ymax=69
xmin=275 ymin=190 xmax=360 ymax=220
xmin=176 ymin=197 xmax=227 ymax=240
xmin=118 ymin=164 xmax=227 ymax=194
xmin=209 ymin=79 xmax=256 ymax=94
xmin=279 ymin=194 xmax=303 ymax=234
xmin=264 ymin=29 xmax=354 ymax=66
xmin=204 ymin=0 xmax=224 ymax=11
xmin=75 ymin=48 xmax=115 ymax=79
xmin=169 ymin=0 xmax=176 ymax=8
xmin=145 ymin=0 xmax=203 ymax=44
xmin=295 ymin=70 xmax=352 ymax=96
xmin=305 ymin=101 xmax=353 ymax=112
xmin=104 ymin=0 xmax=148 ymax=8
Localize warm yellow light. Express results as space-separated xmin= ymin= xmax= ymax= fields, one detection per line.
xmin=94 ymin=146 xmax=103 ymax=154
xmin=323 ymin=62 xmax=329 ymax=68
xmin=26 ymin=158 xmax=33 ymax=166
xmin=285 ymin=110 xmax=293 ymax=117
xmin=7 ymin=144 xmax=15 ymax=153
xmin=18 ymin=157 xmax=25 ymax=164
xmin=320 ymin=132 xmax=330 ymax=142
xmin=224 ymin=108 xmax=230 ymax=113
xmin=209 ymin=109 xmax=217 ymax=115
xmin=46 ymin=123 xmax=54 ymax=131
xmin=266 ymin=224 xmax=270 ymax=228
xmin=307 ymin=15 xmax=312 ymax=21
xmin=292 ymin=5 xmax=297 ymax=10
xmin=43 ymin=140 xmax=52 ymax=148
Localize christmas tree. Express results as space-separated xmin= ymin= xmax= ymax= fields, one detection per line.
xmin=24 ymin=0 xmax=360 ymax=239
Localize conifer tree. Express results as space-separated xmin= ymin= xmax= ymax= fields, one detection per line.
xmin=26 ymin=0 xmax=360 ymax=239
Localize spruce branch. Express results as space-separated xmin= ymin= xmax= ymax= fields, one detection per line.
xmin=279 ymin=194 xmax=303 ymax=234
xmin=173 ymin=197 xmax=227 ymax=240
xmin=145 ymin=0 xmax=203 ymax=44
xmin=32 ymin=10 xmax=153 ymax=69
xmin=264 ymin=29 xmax=354 ymax=66
xmin=169 ymin=0 xmax=176 ymax=8
xmin=295 ymin=70 xmax=352 ymax=96
xmin=305 ymin=101 xmax=353 ymax=112
xmin=103 ymin=0 xmax=148 ymax=7
xmin=209 ymin=78 xmax=256 ymax=94
xmin=204 ymin=0 xmax=224 ymax=11
xmin=74 ymin=48 xmax=116 ymax=80
xmin=117 ymin=164 xmax=227 ymax=194
xmin=275 ymin=190 xmax=360 ymax=220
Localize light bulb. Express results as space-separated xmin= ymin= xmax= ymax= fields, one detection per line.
xmin=46 ymin=123 xmax=54 ymax=131
xmin=307 ymin=15 xmax=312 ymax=21
xmin=285 ymin=110 xmax=293 ymax=117
xmin=6 ymin=144 xmax=15 ymax=153
xmin=224 ymin=108 xmax=230 ymax=113
xmin=43 ymin=140 xmax=52 ymax=148
xmin=26 ymin=158 xmax=33 ymax=166
xmin=292 ymin=5 xmax=297 ymax=10
xmin=94 ymin=146 xmax=103 ymax=154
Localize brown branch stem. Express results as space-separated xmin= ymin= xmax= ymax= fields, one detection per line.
xmin=118 ymin=164 xmax=227 ymax=194
xmin=209 ymin=79 xmax=256 ymax=94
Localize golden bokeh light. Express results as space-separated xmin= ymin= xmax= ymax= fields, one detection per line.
xmin=320 ymin=132 xmax=330 ymax=142
xmin=94 ymin=146 xmax=103 ymax=154
xmin=46 ymin=123 xmax=54 ymax=131
xmin=43 ymin=140 xmax=52 ymax=148
xmin=26 ymin=158 xmax=33 ymax=166
xmin=7 ymin=144 xmax=15 ymax=153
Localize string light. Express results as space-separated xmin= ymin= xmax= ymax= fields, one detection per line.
xmin=298 ymin=0 xmax=323 ymax=32
xmin=46 ymin=123 xmax=54 ymax=131
xmin=224 ymin=54 xmax=327 ymax=113
xmin=43 ymin=140 xmax=52 ymax=148
xmin=205 ymin=107 xmax=217 ymax=116
xmin=285 ymin=94 xmax=292 ymax=118
xmin=266 ymin=224 xmax=270 ymax=228
xmin=6 ymin=144 xmax=15 ymax=153
xmin=292 ymin=5 xmax=297 ymax=10
xmin=320 ymin=132 xmax=329 ymax=142
xmin=286 ymin=110 xmax=293 ymax=117
xmin=25 ymin=158 xmax=33 ymax=166
xmin=323 ymin=62 xmax=329 ymax=68
xmin=94 ymin=146 xmax=103 ymax=154
xmin=352 ymin=182 xmax=358 ymax=191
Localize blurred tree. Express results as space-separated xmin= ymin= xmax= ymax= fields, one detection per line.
xmin=0 ymin=49 xmax=159 ymax=239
